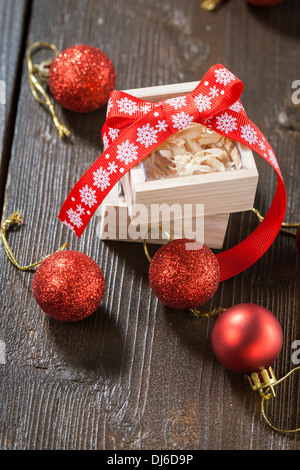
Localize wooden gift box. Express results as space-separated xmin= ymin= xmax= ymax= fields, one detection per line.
xmin=119 ymin=82 xmax=259 ymax=226
xmin=98 ymin=183 xmax=230 ymax=249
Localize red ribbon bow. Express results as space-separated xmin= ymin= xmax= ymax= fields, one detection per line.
xmin=58 ymin=64 xmax=286 ymax=282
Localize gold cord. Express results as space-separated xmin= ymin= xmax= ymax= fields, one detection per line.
xmin=190 ymin=307 xmax=226 ymax=318
xmin=143 ymin=227 xmax=223 ymax=318
xmin=260 ymin=366 xmax=300 ymax=433
xmin=27 ymin=41 xmax=71 ymax=138
xmin=200 ymin=0 xmax=223 ymax=11
xmin=143 ymin=226 xmax=172 ymax=263
xmin=252 ymin=208 xmax=299 ymax=237
xmin=1 ymin=211 xmax=68 ymax=270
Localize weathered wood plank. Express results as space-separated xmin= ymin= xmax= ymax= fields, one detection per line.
xmin=0 ymin=0 xmax=31 ymax=210
xmin=0 ymin=0 xmax=300 ymax=450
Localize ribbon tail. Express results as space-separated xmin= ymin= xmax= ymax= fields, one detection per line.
xmin=217 ymin=175 xmax=286 ymax=281
xmin=208 ymin=113 xmax=287 ymax=281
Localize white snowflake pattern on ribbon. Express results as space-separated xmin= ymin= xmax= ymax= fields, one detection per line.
xmin=102 ymin=133 xmax=109 ymax=150
xmin=267 ymin=149 xmax=279 ymax=169
xmin=136 ymin=123 xmax=158 ymax=148
xmin=209 ymin=86 xmax=219 ymax=99
xmin=258 ymin=139 xmax=266 ymax=152
xmin=165 ymin=96 xmax=187 ymax=110
xmin=108 ymin=127 xmax=120 ymax=141
xmin=214 ymin=67 xmax=236 ymax=86
xmin=76 ymin=204 xmax=85 ymax=216
xmin=66 ymin=208 xmax=84 ymax=228
xmin=172 ymin=112 xmax=194 ymax=130
xmin=107 ymin=161 xmax=118 ymax=173
xmin=193 ymin=93 xmax=212 ymax=113
xmin=116 ymin=140 xmax=139 ymax=165
xmin=117 ymin=97 xmax=139 ymax=116
xmin=155 ymin=120 xmax=168 ymax=132
xmin=240 ymin=124 xmax=258 ymax=145
xmin=93 ymin=167 xmax=111 ymax=191
xmin=140 ymin=103 xmax=152 ymax=114
xmin=106 ymin=97 xmax=113 ymax=117
xmin=79 ymin=185 xmax=97 ymax=208
xmin=229 ymin=101 xmax=244 ymax=113
xmin=216 ymin=112 xmax=238 ymax=134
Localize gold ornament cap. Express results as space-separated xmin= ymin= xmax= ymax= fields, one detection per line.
xmin=247 ymin=367 xmax=277 ymax=399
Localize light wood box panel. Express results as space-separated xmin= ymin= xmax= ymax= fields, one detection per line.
xmin=97 ymin=184 xmax=230 ymax=250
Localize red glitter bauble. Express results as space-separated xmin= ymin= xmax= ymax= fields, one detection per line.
xmin=297 ymin=226 xmax=300 ymax=252
xmin=148 ymin=239 xmax=220 ymax=310
xmin=48 ymin=44 xmax=116 ymax=113
xmin=32 ymin=250 xmax=105 ymax=322
xmin=211 ymin=304 xmax=283 ymax=374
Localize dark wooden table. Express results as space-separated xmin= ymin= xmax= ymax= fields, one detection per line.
xmin=0 ymin=0 xmax=299 ymax=451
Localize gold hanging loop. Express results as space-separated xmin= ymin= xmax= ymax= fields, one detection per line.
xmin=27 ymin=41 xmax=71 ymax=139
xmin=143 ymin=226 xmax=172 ymax=263
xmin=1 ymin=211 xmax=68 ymax=271
xmin=259 ymin=366 xmax=300 ymax=433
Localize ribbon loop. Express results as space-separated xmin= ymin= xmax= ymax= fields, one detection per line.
xmin=191 ymin=66 xmax=244 ymax=120
xmin=105 ymin=90 xmax=156 ymax=131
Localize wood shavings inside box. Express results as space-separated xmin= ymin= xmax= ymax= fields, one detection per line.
xmin=140 ymin=123 xmax=242 ymax=181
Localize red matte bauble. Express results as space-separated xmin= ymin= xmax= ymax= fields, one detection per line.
xmin=211 ymin=303 xmax=283 ymax=374
xmin=48 ymin=44 xmax=116 ymax=113
xmin=247 ymin=0 xmax=285 ymax=5
xmin=148 ymin=239 xmax=220 ymax=310
xmin=32 ymin=250 xmax=105 ymax=322
xmin=297 ymin=226 xmax=300 ymax=252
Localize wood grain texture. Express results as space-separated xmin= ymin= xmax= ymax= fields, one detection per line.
xmin=0 ymin=0 xmax=300 ymax=450
xmin=0 ymin=0 xmax=31 ymax=210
